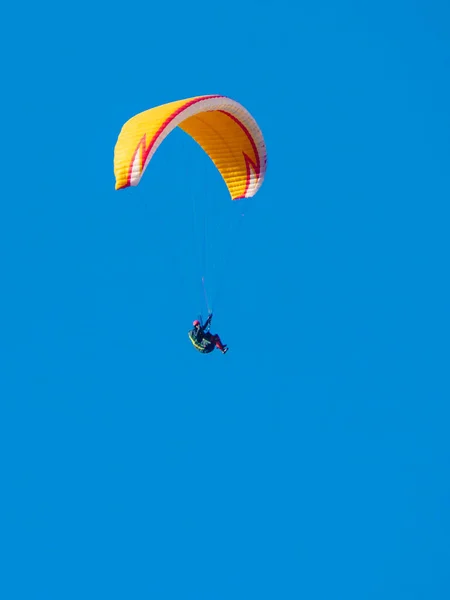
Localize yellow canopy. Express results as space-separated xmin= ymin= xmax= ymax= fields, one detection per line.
xmin=114 ymin=95 xmax=267 ymax=200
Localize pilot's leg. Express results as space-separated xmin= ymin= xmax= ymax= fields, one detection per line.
xmin=212 ymin=334 xmax=227 ymax=352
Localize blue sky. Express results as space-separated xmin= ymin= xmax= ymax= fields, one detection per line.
xmin=1 ymin=0 xmax=450 ymax=598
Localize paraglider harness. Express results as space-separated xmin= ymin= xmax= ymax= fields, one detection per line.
xmin=188 ymin=314 xmax=215 ymax=354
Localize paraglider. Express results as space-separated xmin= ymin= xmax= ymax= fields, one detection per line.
xmin=114 ymin=95 xmax=267 ymax=353
xmin=114 ymin=94 xmax=267 ymax=200
xmin=188 ymin=314 xmax=228 ymax=355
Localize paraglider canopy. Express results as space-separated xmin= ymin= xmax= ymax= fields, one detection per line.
xmin=114 ymin=95 xmax=267 ymax=200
